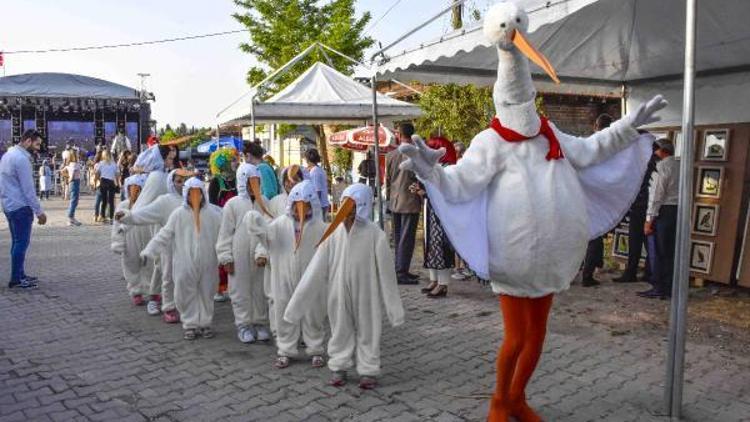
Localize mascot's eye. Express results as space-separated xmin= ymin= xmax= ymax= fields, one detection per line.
xmin=500 ymin=23 xmax=506 ymax=28
xmin=516 ymin=17 xmax=521 ymax=23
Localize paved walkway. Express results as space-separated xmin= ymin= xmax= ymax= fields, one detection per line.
xmin=1 ymin=197 xmax=748 ymax=421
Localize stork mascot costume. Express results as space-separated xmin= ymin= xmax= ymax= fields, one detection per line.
xmin=399 ymin=2 xmax=667 ymax=421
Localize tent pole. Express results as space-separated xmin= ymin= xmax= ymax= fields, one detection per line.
xmin=665 ymin=0 xmax=696 ymax=418
xmin=250 ymin=96 xmax=256 ymax=144
xmin=371 ymin=75 xmax=383 ymax=228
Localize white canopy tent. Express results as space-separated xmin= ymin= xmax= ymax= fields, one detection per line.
xmin=220 ymin=62 xmax=422 ymax=126
xmin=375 ymin=0 xmax=750 ymax=124
xmin=372 ymin=0 xmax=750 ymax=418
xmin=218 ymin=55 xmax=422 ymax=226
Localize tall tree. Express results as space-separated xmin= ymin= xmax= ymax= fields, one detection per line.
xmin=233 ymin=0 xmax=374 ymax=172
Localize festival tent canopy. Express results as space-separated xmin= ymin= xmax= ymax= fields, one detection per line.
xmin=0 ymin=72 xmax=140 ymax=99
xmin=195 ymin=136 xmax=243 ymax=154
xmin=329 ymin=125 xmax=397 ymax=153
xmin=220 ymin=62 xmax=422 ymax=126
xmin=374 ymin=0 xmax=750 ymax=125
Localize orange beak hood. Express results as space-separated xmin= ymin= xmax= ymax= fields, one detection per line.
xmin=183 ymin=177 xmax=205 ymax=232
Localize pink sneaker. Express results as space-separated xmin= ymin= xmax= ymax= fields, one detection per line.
xmin=131 ymin=294 xmax=146 ymax=306
xmin=163 ymin=309 xmax=180 ymax=324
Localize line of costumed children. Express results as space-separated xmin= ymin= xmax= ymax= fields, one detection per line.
xmin=111 ymin=148 xmax=405 ymax=388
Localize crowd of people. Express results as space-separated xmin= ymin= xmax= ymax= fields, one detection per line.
xmin=1 ymin=116 xmax=676 ymax=392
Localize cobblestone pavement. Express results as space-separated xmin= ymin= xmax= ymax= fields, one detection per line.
xmin=1 ymin=197 xmax=749 ymax=421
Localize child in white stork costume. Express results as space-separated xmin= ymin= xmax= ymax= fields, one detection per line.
xmin=111 ymin=174 xmax=149 ymax=298
xmin=141 ymin=177 xmax=222 ymax=340
xmin=284 ymin=183 xmax=405 ymax=389
xmin=215 ymin=163 xmax=274 ymax=344
xmin=115 ymin=168 xmax=192 ymax=323
xmin=399 ymin=3 xmax=667 ymax=420
xmin=263 ymin=164 xmax=306 ymax=336
xmin=129 ymin=144 xmax=174 ymax=309
xmin=246 ymin=180 xmax=328 ymax=369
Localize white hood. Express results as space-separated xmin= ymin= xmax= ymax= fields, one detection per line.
xmin=285 ymin=180 xmax=322 ymax=221
xmin=341 ymin=183 xmax=372 ymax=222
xmin=182 ymin=177 xmax=207 ymax=209
xmin=123 ymin=174 xmax=147 ymax=200
xmin=236 ymin=163 xmax=261 ymax=199
xmin=166 ymin=169 xmax=179 ymax=195
xmin=134 ymin=144 xmax=164 ymax=173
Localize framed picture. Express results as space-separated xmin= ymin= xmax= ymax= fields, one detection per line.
xmin=702 ymin=129 xmax=730 ymax=161
xmin=690 ymin=240 xmax=714 ymax=274
xmin=692 ymin=203 xmax=719 ymax=236
xmin=696 ymin=166 xmax=723 ymax=198
xmin=613 ymin=230 xmax=629 ymax=258
xmin=672 ymin=130 xmax=683 ymax=159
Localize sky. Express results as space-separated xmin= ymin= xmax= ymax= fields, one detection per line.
xmin=0 ymin=0 xmax=493 ymax=129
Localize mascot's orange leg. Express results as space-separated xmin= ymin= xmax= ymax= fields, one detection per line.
xmin=488 ymin=294 xmax=554 ymax=422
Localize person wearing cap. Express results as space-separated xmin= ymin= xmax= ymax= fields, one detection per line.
xmin=215 ymin=163 xmax=274 ymax=344
xmin=141 ymin=177 xmax=223 ymax=340
xmin=112 ymin=174 xmax=149 ymax=299
xmin=640 ymin=138 xmax=678 ymax=299
xmin=110 ymin=130 xmax=132 ymax=161
xmin=116 ymin=168 xmax=192 ymax=323
xmin=247 ymin=181 xmax=328 ymax=369
xmin=283 ymin=183 xmax=405 ymax=389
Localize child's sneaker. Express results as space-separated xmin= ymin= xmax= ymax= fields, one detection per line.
xmin=146 ymin=300 xmax=161 ymax=316
xmin=200 ymin=327 xmax=214 ymax=338
xmin=131 ymin=294 xmax=146 ymax=306
xmin=273 ymin=356 xmax=290 ymax=369
xmin=183 ymin=329 xmax=198 ymax=340
xmin=162 ymin=309 xmax=180 ymax=323
xmin=358 ymin=376 xmax=377 ymax=390
xmin=329 ymin=371 xmax=347 ymax=387
xmin=311 ymin=355 xmax=325 ymax=368
xmin=237 ymin=326 xmax=256 ymax=343
xmin=255 ymin=326 xmax=271 ymax=342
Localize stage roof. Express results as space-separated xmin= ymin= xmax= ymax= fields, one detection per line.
xmin=0 ymin=72 xmax=140 ymax=100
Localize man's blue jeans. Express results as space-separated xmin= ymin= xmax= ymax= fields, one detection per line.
xmin=4 ymin=206 xmax=33 ymax=282
xmin=68 ymin=179 xmax=80 ymax=219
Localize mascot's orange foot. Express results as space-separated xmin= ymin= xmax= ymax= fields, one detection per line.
xmin=511 ymin=399 xmax=543 ymax=422
xmin=487 ymin=396 xmax=511 ymax=422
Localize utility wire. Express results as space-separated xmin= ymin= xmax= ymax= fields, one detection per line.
xmin=364 ymin=0 xmax=405 ymax=35
xmin=3 ymin=30 xmax=246 ymax=55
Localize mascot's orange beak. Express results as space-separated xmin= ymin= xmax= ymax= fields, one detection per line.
xmin=294 ymin=201 xmax=308 ymax=251
xmin=188 ymin=188 xmax=203 ymax=232
xmin=512 ymin=29 xmax=560 ymax=84
xmin=128 ymin=185 xmax=141 ymax=208
xmin=317 ymin=197 xmax=355 ymax=247
xmin=249 ymin=177 xmax=273 ymax=218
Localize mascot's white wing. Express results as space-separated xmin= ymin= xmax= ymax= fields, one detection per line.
xmin=574 ymin=132 xmax=655 ymax=239
xmin=422 ymin=183 xmax=490 ymax=280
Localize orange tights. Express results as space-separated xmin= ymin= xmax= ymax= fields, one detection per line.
xmin=488 ymin=294 xmax=554 ymax=422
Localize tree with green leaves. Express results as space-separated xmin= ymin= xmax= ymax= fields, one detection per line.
xmin=416 ymin=84 xmax=494 ymax=144
xmin=232 ymin=0 xmax=374 ymax=172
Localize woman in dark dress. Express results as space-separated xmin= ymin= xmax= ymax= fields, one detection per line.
xmin=418 ymin=135 xmax=458 ymax=298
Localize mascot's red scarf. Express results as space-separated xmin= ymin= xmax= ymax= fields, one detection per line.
xmin=490 ymin=116 xmax=564 ymax=161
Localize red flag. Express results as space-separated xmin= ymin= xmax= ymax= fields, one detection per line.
xmin=0 ymin=52 xmax=4 ymax=67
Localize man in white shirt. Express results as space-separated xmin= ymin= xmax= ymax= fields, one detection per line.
xmin=640 ymin=138 xmax=679 ymax=299
xmin=110 ymin=131 xmax=132 ymax=161
xmin=0 ymin=130 xmax=48 ymax=289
